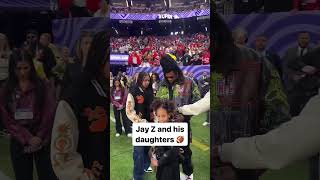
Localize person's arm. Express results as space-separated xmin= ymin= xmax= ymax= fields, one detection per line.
xmin=220 ymin=94 xmax=320 ymax=170
xmin=0 ymin=105 xmax=33 ymax=145
xmin=121 ymin=88 xmax=129 ymax=107
xmin=110 ymin=91 xmax=120 ymax=107
xmin=125 ymin=93 xmax=143 ymax=123
xmin=191 ymin=79 xmax=201 ymax=104
xmin=36 ymin=83 xmax=57 ymax=144
xmin=178 ymin=91 xmax=210 ymax=116
xmin=259 ymin=60 xmax=291 ymax=132
xmin=51 ymin=100 xmax=96 ymax=180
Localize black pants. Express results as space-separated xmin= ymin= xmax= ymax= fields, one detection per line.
xmin=113 ymin=106 xmax=132 ymax=134
xmin=10 ymin=139 xmax=57 ymax=180
xmin=309 ymin=154 xmax=319 ymax=180
xmin=181 ymin=145 xmax=193 ymax=176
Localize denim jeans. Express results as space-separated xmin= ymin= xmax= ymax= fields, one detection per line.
xmin=133 ymin=146 xmax=151 ymax=180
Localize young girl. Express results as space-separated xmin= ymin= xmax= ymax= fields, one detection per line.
xmin=0 ymin=49 xmax=57 ymax=180
xmin=111 ymin=77 xmax=131 ymax=137
xmin=150 ymin=99 xmax=184 ymax=180
xmin=126 ymin=72 xmax=154 ymax=179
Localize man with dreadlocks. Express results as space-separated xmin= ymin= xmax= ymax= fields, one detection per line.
xmin=156 ymin=53 xmax=201 ymax=180
xmin=211 ymin=10 xmax=291 ymax=180
xmin=50 ymin=31 xmax=109 ymax=180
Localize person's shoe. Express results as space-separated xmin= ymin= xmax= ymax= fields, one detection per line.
xmin=115 ymin=133 xmax=120 ymax=137
xmin=127 ymin=133 xmax=132 ymax=137
xmin=202 ymin=122 xmax=209 ymax=126
xmin=144 ymin=167 xmax=153 ymax=173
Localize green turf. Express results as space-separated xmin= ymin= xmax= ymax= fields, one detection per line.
xmin=0 ymin=136 xmax=14 ymax=178
xmin=110 ymin=111 xmax=211 ymax=180
xmin=261 ymin=160 xmax=309 ymax=180
xmin=0 ymin=110 xmax=311 ymax=180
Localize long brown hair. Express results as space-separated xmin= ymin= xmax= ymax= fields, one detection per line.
xmin=75 ymin=31 xmax=94 ymax=63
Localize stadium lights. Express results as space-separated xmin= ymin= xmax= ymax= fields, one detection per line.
xmin=171 ymin=32 xmax=173 ymax=35
xmin=205 ymin=27 xmax=208 ymax=31
xmin=175 ymin=32 xmax=178 ymax=35
xmin=181 ymin=31 xmax=184 ymax=35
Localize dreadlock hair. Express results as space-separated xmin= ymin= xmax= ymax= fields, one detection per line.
xmin=211 ymin=11 xmax=238 ymax=74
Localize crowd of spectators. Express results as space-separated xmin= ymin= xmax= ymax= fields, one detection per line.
xmin=111 ymin=33 xmax=210 ymax=67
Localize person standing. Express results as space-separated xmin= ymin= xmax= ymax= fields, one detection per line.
xmin=0 ymin=49 xmax=57 ymax=180
xmin=156 ymin=53 xmax=201 ymax=180
xmin=111 ymin=77 xmax=131 ymax=137
xmin=126 ymin=72 xmax=154 ymax=180
xmin=211 ymin=13 xmax=290 ymax=180
xmin=51 ymin=31 xmax=109 ymax=180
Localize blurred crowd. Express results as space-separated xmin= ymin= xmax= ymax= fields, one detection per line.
xmin=57 ymin=0 xmax=109 ymax=17
xmin=231 ymin=27 xmax=320 ymax=117
xmin=111 ymin=33 xmax=210 ymax=67
xmin=215 ymin=0 xmax=320 ymax=15
xmin=110 ymin=3 xmax=209 ymax=14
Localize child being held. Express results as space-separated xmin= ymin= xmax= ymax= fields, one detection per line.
xmin=150 ymin=99 xmax=184 ymax=180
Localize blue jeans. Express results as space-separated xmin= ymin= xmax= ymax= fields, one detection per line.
xmin=133 ymin=146 xmax=150 ymax=180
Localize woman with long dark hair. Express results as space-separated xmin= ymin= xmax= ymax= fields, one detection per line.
xmin=51 ymin=31 xmax=109 ymax=180
xmin=126 ymin=72 xmax=154 ymax=180
xmin=111 ymin=76 xmax=131 ymax=137
xmin=61 ymin=31 xmax=93 ymax=98
xmin=0 ymin=49 xmax=57 ymax=180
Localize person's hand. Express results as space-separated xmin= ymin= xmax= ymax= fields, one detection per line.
xmin=118 ymin=105 xmax=123 ymax=110
xmin=29 ymin=137 xmax=42 ymax=147
xmin=292 ymin=74 xmax=305 ymax=81
xmin=302 ymin=65 xmax=317 ymax=75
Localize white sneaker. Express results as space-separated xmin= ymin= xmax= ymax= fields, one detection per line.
xmin=202 ymin=122 xmax=209 ymax=126
xmin=115 ymin=133 xmax=120 ymax=137
xmin=144 ymin=166 xmax=153 ymax=173
xmin=186 ymin=174 xmax=193 ymax=180
xmin=127 ymin=133 xmax=132 ymax=137
xmin=180 ymin=173 xmax=193 ymax=180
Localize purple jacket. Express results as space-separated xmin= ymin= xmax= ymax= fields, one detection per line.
xmin=111 ymin=87 xmax=128 ymax=108
xmin=0 ymin=82 xmax=56 ymax=145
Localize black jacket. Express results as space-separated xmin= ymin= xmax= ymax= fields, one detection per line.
xmin=63 ymin=76 xmax=109 ymax=180
xmin=154 ymin=146 xmax=180 ymax=180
